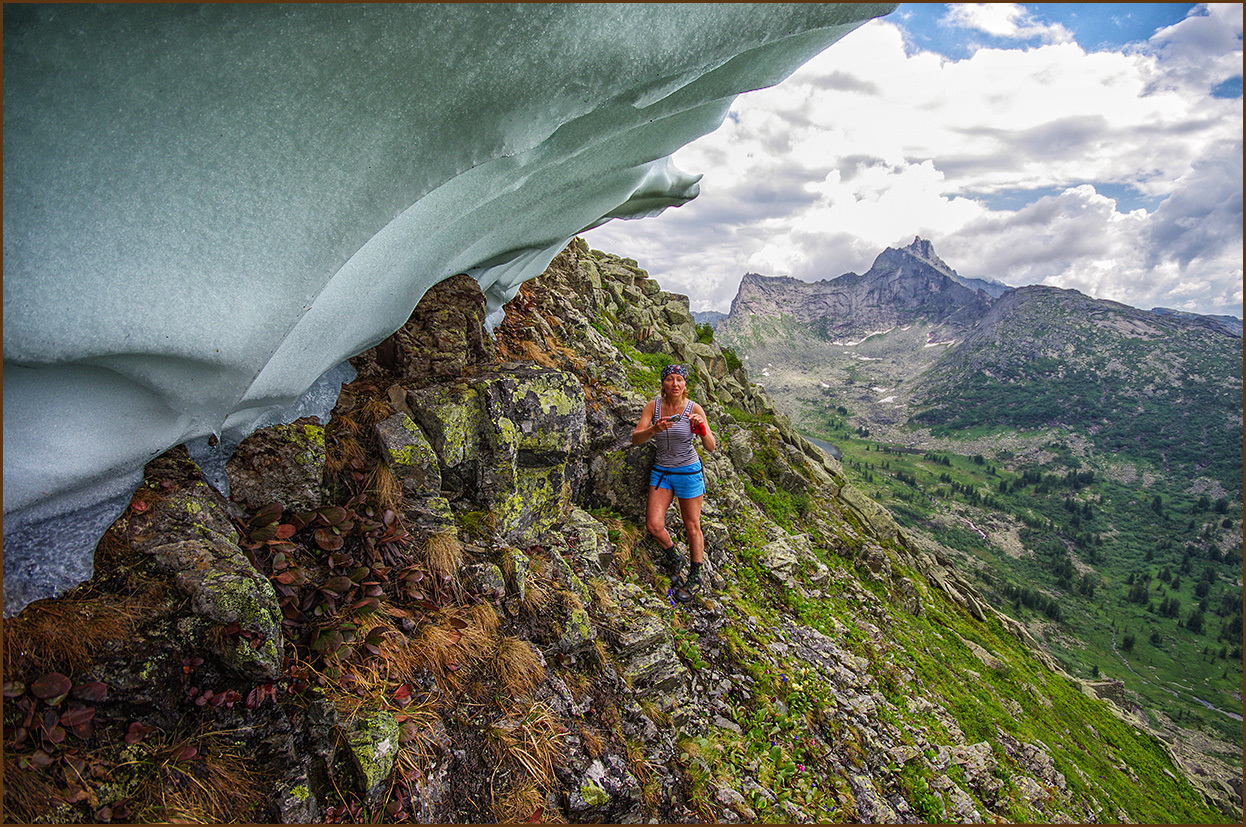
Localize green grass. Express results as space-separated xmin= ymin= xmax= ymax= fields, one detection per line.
xmin=797 ymin=403 xmax=1244 ymax=754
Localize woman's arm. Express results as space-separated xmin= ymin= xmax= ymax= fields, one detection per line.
xmin=632 ymin=399 xmax=664 ymax=445
xmin=690 ymin=404 xmax=716 ymax=452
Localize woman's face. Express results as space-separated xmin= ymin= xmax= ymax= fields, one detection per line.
xmin=662 ymin=372 xmax=686 ymax=396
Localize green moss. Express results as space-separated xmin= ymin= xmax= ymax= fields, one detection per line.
xmin=458 ymin=509 xmax=492 ymax=540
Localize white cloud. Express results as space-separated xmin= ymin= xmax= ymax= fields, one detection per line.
xmin=942 ymin=3 xmax=1073 ymax=46
xmin=1145 ymin=3 xmax=1244 ymax=94
xmin=584 ymin=4 xmax=1243 ymax=318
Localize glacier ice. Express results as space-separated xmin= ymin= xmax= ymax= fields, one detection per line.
xmin=2 ymin=3 xmax=895 ymax=615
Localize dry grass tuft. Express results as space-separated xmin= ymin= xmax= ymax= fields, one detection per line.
xmin=486 ymin=701 xmax=567 ymax=790
xmin=491 ymin=637 xmax=546 ymax=698
xmin=395 ymin=698 xmax=447 ymax=766
xmin=561 ymin=667 xmax=592 ymax=701
xmin=392 ymin=608 xmax=495 ymax=691
xmin=466 ymin=601 xmax=501 ymax=638
xmin=558 ymin=588 xmax=585 ymax=617
xmin=327 ymin=434 xmax=369 ymax=478
xmin=422 ymin=531 xmax=462 ymax=581
xmin=639 ymin=698 xmax=671 ymax=727
xmin=4 ymin=594 xmax=151 ymax=682
xmin=491 ymin=780 xmax=559 ymax=823
xmin=588 ymin=578 xmax=618 ymax=615
xmin=598 ymin=516 xmax=641 ymax=574
xmin=626 ymin=739 xmax=659 ymax=811
xmin=366 ymin=460 xmax=405 ymax=512
xmin=593 ymin=640 xmax=617 ymax=676
xmin=356 ymin=395 xmax=396 ymax=427
xmin=315 ymin=616 xmax=406 ymax=720
xmin=510 ymin=339 xmax=561 ymax=370
xmin=3 ymin=755 xmax=60 ymax=823
xmin=522 ymin=580 xmax=555 ymax=615
xmin=579 ymin=725 xmax=606 ymax=760
xmin=133 ymin=738 xmax=265 ymax=824
xmin=398 ymin=619 xmax=468 ymax=690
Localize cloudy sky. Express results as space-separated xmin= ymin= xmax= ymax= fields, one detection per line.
xmin=582 ymin=3 xmax=1243 ymax=319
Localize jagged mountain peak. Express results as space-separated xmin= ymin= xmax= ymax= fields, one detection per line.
xmin=870 ymin=237 xmax=1011 ymax=298
xmin=895 ymin=235 xmax=959 ymax=279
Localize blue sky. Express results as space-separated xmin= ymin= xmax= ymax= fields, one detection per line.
xmin=584 ymin=3 xmax=1243 ymax=319
xmin=898 ymin=4 xmax=1201 ymax=57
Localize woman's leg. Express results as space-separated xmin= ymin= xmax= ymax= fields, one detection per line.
xmin=678 ymin=495 xmax=705 ymax=564
xmin=646 ymin=485 xmax=676 ymax=547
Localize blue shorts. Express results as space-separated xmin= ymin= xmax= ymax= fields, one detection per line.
xmin=650 ymin=462 xmax=705 ymax=499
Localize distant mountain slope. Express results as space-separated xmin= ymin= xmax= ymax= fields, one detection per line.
xmin=912 ymin=285 xmax=1244 ymax=488
xmin=692 ymin=309 xmax=728 ymax=328
xmin=903 ymin=235 xmax=1011 ymax=297
xmin=1151 ymin=306 xmax=1243 ymax=338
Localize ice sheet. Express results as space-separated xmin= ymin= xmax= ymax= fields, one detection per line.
xmin=2 ymin=4 xmax=894 ymax=615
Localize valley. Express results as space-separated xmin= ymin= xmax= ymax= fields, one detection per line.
xmin=714 ymin=237 xmax=1244 ymax=792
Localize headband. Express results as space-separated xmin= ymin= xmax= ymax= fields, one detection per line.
xmin=661 ymin=364 xmax=688 ymax=380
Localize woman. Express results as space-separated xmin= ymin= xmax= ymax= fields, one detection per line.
xmin=631 ymin=363 xmax=717 ymax=602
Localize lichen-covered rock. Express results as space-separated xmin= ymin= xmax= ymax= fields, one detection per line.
xmin=351 ymin=273 xmax=496 ymax=386
xmin=149 ymin=532 xmax=284 ymax=681
xmin=375 ymin=412 xmax=441 ymax=494
xmin=129 ymin=475 xmax=241 ymax=555
xmin=951 ymin=741 xmax=1004 ymax=805
xmin=566 ymin=755 xmax=642 ymax=821
xmin=464 ymin=561 xmax=507 ymax=601
xmin=612 ymin=614 xmax=687 ymax=698
xmin=405 ymin=365 xmax=586 ymax=545
xmin=548 ymin=505 xmax=614 ymax=574
xmin=225 ymin=416 xmax=326 ymax=512
xmin=856 ymin=540 xmax=893 ymax=581
xmin=404 ymin=383 xmax=484 ymax=483
xmin=343 ymin=710 xmax=401 ymax=805
xmin=271 ymin=775 xmax=322 ymax=825
xmin=760 ymin=533 xmax=830 ymax=589
xmin=587 ymin=422 xmax=654 ymax=524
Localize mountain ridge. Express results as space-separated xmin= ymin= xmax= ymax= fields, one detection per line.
xmin=721 ymin=237 xmax=998 ymax=344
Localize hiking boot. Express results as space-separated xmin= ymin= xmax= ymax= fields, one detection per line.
xmin=674 ymin=566 xmax=702 ymax=603
xmin=660 ymin=544 xmax=685 ymax=578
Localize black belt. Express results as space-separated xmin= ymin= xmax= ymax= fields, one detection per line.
xmin=652 ymin=466 xmax=702 ymax=487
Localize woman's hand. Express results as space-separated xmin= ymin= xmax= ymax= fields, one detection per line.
xmin=633 ymin=401 xmax=676 ymax=445
xmin=689 ymin=409 xmax=716 ymax=451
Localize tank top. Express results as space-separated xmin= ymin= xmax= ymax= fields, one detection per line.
xmin=652 ymin=396 xmax=698 ymax=467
